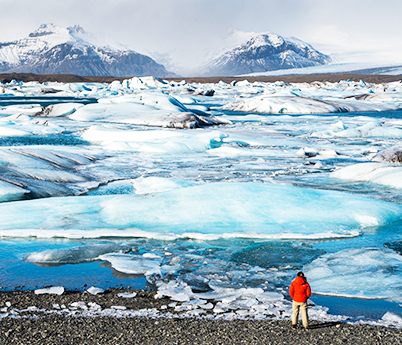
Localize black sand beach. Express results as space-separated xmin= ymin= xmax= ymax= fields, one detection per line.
xmin=0 ymin=289 xmax=401 ymax=345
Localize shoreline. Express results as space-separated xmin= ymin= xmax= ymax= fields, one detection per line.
xmin=1 ymin=72 xmax=402 ymax=84
xmin=1 ymin=288 xmax=402 ymax=344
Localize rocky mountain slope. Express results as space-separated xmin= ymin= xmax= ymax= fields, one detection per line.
xmin=0 ymin=24 xmax=173 ymax=77
xmin=199 ymin=33 xmax=331 ymax=77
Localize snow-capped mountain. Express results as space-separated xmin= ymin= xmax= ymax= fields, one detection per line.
xmin=0 ymin=24 xmax=174 ymax=77
xmin=199 ymin=33 xmax=331 ymax=77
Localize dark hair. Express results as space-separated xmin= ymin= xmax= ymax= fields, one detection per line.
xmin=297 ymin=272 xmax=305 ymax=277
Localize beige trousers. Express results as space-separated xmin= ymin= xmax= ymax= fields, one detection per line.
xmin=292 ymin=301 xmax=309 ymax=328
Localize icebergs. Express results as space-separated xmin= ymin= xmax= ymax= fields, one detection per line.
xmin=82 ymin=126 xmax=229 ymax=153
xmin=0 ymin=113 xmax=64 ymax=137
xmin=331 ymin=162 xmax=402 ymax=189
xmin=304 ymin=248 xmax=402 ymax=302
xmin=220 ymin=94 xmax=402 ymax=114
xmin=24 ymin=243 xmax=129 ymax=265
xmin=71 ymin=92 xmax=229 ymax=128
xmin=311 ymin=121 xmax=402 ymax=138
xmin=0 ymin=146 xmax=99 ymax=200
xmin=132 ymin=176 xmax=194 ymax=194
xmin=99 ymin=253 xmax=162 ymax=276
xmin=36 ymin=103 xmax=84 ymax=117
xmin=0 ymin=182 xmax=400 ymax=239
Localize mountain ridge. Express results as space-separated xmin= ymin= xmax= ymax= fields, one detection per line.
xmin=197 ymin=33 xmax=331 ymax=77
xmin=0 ymin=24 xmax=174 ymax=77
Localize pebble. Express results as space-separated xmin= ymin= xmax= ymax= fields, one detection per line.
xmin=0 ymin=289 xmax=401 ymax=344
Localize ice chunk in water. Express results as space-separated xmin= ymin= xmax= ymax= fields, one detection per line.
xmin=99 ymin=253 xmax=162 ymax=276
xmin=132 ymin=176 xmax=196 ymax=194
xmin=24 ymin=243 xmax=130 ymax=265
xmin=304 ymin=248 xmax=402 ymax=302
xmin=87 ymin=286 xmax=104 ymax=295
xmin=331 ymin=162 xmax=402 ymax=189
xmin=35 ymin=286 xmax=64 ymax=295
xmin=381 ymin=312 xmax=402 ymax=326
xmin=36 ymin=103 xmax=84 ymax=117
xmin=156 ymin=281 xmax=194 ymax=302
xmin=233 ymin=242 xmax=324 ymax=269
xmin=0 ymin=182 xmax=400 ymax=238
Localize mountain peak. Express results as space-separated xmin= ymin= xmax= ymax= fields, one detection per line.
xmin=28 ymin=23 xmax=66 ymax=38
xmin=67 ymin=25 xmax=85 ymax=35
xmin=0 ymin=24 xmax=174 ymax=77
xmin=198 ymin=32 xmax=330 ymax=77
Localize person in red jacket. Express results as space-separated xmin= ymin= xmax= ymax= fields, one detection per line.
xmin=289 ymin=271 xmax=311 ymax=329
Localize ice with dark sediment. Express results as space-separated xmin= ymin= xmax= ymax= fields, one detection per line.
xmin=372 ymin=145 xmax=402 ymax=164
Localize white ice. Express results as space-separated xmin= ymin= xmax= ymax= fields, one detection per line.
xmin=220 ymin=94 xmax=402 ymax=114
xmin=117 ymin=292 xmax=137 ymax=298
xmin=98 ymin=253 xmax=162 ymax=276
xmin=304 ymin=248 xmax=402 ymax=302
xmin=24 ymin=243 xmax=129 ymax=264
xmin=0 ymin=180 xmax=28 ymax=202
xmin=86 ymin=286 xmax=104 ymax=295
xmin=0 ymin=182 xmax=399 ymax=238
xmin=3 ymin=77 xmax=402 ymax=327
xmin=331 ymin=162 xmax=402 ymax=189
xmin=34 ymin=286 xmax=64 ymax=295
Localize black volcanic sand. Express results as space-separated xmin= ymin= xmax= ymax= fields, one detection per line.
xmin=1 ymin=72 xmax=402 ymax=85
xmin=0 ymin=289 xmax=401 ymax=344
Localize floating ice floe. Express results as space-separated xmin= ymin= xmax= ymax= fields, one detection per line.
xmin=99 ymin=253 xmax=162 ymax=277
xmin=304 ymin=248 xmax=402 ymax=302
xmin=36 ymin=103 xmax=85 ymax=117
xmin=0 ymin=182 xmax=399 ymax=239
xmin=220 ymin=94 xmax=402 ymax=114
xmin=132 ymin=176 xmax=196 ymax=194
xmin=0 ymin=113 xmax=64 ymax=137
xmin=0 ymin=146 xmax=100 ymax=200
xmin=24 ymin=243 xmax=130 ymax=265
xmin=82 ymin=126 xmax=229 ymax=153
xmin=311 ymin=121 xmax=402 ymax=138
xmin=331 ymin=162 xmax=402 ymax=189
xmin=35 ymin=286 xmax=64 ymax=295
xmin=71 ymin=91 xmax=228 ymax=128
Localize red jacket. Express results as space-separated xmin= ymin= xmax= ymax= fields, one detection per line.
xmin=289 ymin=276 xmax=311 ymax=303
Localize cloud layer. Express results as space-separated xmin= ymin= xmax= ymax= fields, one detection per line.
xmin=2 ymin=0 xmax=402 ymax=73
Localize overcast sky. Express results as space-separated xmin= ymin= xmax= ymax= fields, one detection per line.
xmin=1 ymin=0 xmax=402 ymax=72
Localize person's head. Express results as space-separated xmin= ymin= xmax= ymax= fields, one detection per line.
xmin=297 ymin=271 xmax=305 ymax=278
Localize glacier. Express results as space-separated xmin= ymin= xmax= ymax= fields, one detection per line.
xmin=1 ymin=76 xmax=402 ymax=326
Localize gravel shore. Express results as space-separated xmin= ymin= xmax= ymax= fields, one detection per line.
xmin=0 ymin=289 xmax=401 ymax=345
xmin=1 ymin=72 xmax=402 ymax=84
